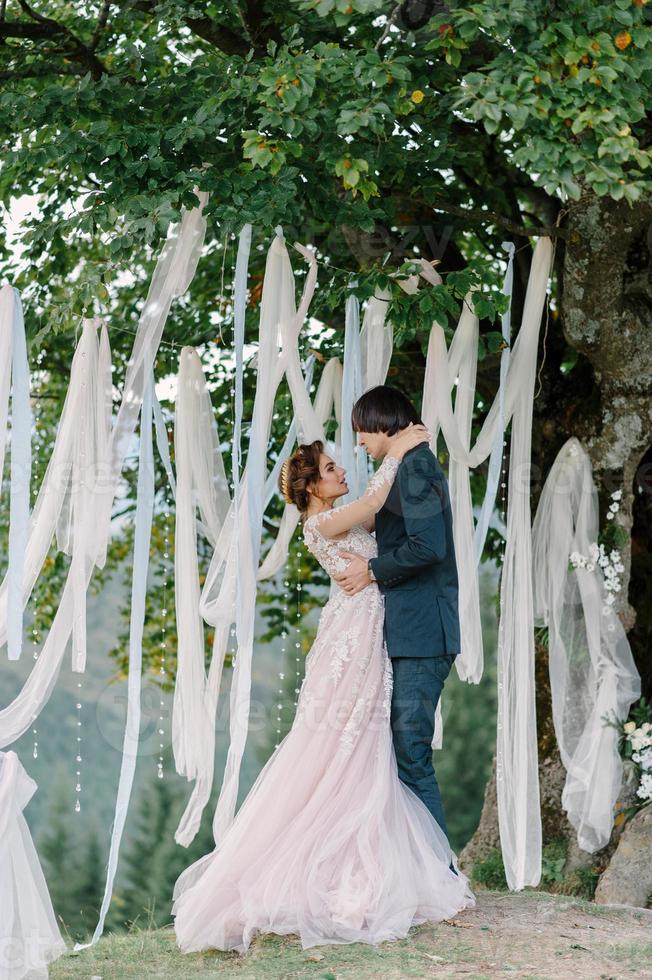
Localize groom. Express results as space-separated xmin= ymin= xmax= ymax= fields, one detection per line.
xmin=333 ymin=385 xmax=460 ymax=841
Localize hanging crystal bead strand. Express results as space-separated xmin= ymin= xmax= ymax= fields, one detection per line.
xmin=496 ymin=435 xmax=509 ymax=787
xmin=294 ymin=548 xmax=303 ymax=708
xmin=74 ymin=678 xmax=83 ymax=812
xmin=157 ymin=453 xmax=172 ymax=780
xmin=30 ymin=361 xmax=42 ymax=761
xmin=31 ymin=624 xmax=39 ymax=759
xmin=275 ymin=572 xmax=291 ymax=749
xmin=73 ymin=336 xmax=88 ymax=815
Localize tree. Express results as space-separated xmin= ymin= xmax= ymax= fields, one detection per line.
xmin=38 ymin=770 xmax=106 ymax=941
xmin=2 ymin=0 xmax=650 ymax=888
xmin=73 ymin=822 xmax=106 ymax=939
xmin=38 ymin=769 xmax=78 ymax=933
xmin=110 ymin=753 xmax=217 ymax=930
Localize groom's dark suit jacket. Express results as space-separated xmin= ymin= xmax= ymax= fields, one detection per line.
xmin=368 ymin=443 xmax=460 ymax=659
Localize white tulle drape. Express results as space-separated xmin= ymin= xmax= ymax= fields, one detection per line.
xmin=173 ymin=348 xmax=230 ymax=803
xmin=257 ymin=282 xmax=394 ymax=581
xmin=340 ymin=294 xmax=367 ymax=503
xmin=172 ymin=235 xmax=407 ymax=847
xmin=0 ymin=285 xmax=32 ymax=662
xmin=422 ymin=238 xmax=552 ymax=888
xmin=0 ymin=751 xmax=65 ymax=979
xmin=170 ymin=233 xmax=319 ymax=846
xmin=495 ymin=239 xmax=551 ymax=890
xmin=421 ymin=243 xmax=515 ymax=684
xmin=0 ymin=194 xmax=207 ymax=749
xmin=0 ymin=195 xmax=207 ymax=958
xmin=532 ymin=438 xmax=640 ymax=852
xmin=75 ymin=374 xmax=157 ymax=953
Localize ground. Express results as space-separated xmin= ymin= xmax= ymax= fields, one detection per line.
xmin=50 ymin=891 xmax=652 ymax=980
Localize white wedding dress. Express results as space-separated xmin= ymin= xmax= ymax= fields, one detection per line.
xmin=173 ymin=455 xmax=475 ymax=955
xmin=0 ymin=751 xmax=66 ymax=979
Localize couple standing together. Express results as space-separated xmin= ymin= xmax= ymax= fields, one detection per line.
xmin=173 ymin=385 xmax=475 ymax=955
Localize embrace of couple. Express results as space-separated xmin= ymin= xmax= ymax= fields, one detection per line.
xmin=172 ymin=385 xmax=475 ymax=956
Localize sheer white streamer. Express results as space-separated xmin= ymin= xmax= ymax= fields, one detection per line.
xmin=421 ymin=246 xmax=515 ymax=684
xmin=422 ymin=238 xmax=552 ymax=887
xmin=0 ymin=751 xmax=65 ymax=978
xmin=55 ymin=318 xmax=113 ymax=673
xmin=190 ymin=232 xmax=319 ymax=847
xmin=232 ymin=224 xmax=252 ymax=518
xmin=0 ymin=318 xmax=109 ymax=736
xmin=256 ymin=356 xmax=341 ymax=583
xmin=175 ymin=356 xmax=341 ymax=846
xmin=173 ymin=348 xmax=230 ymax=783
xmin=257 ymin=283 xmax=395 ymax=582
xmin=359 ymin=289 xmax=394 ymax=391
xmin=340 ymin=294 xmax=367 ymax=503
xmin=75 ymin=375 xmax=156 ymax=952
xmin=0 ymin=286 xmax=32 ymax=661
xmin=495 ymin=238 xmax=552 ymax=890
xmin=473 ymin=242 xmax=514 ymax=562
xmin=532 ymin=438 xmax=640 ymax=852
xmin=0 ymin=194 xmax=207 ymax=748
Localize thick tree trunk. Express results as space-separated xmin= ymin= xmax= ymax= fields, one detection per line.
xmin=461 ymin=192 xmax=652 ymax=891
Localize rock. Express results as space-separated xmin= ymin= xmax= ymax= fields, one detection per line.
xmin=594 ymin=806 xmax=652 ymax=908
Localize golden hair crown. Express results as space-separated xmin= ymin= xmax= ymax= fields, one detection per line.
xmin=280 ymin=458 xmax=293 ymax=503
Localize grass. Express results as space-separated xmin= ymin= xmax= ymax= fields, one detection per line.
xmin=50 ymin=922 xmax=481 ymax=980
xmin=470 ymin=840 xmax=601 ymax=901
xmin=48 ymin=891 xmax=652 ymax=980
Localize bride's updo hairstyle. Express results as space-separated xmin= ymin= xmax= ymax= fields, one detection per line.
xmin=278 ymin=440 xmax=324 ymax=516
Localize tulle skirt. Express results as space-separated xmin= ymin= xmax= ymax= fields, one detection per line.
xmin=172 ymin=586 xmax=475 ymax=955
xmin=0 ymin=752 xmax=66 ymax=979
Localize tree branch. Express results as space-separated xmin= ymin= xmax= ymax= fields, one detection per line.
xmin=131 ymin=0 xmax=252 ymax=56
xmin=1 ymin=4 xmax=107 ymax=78
xmin=0 ymin=18 xmax=65 ymax=39
xmin=428 ymin=197 xmax=566 ymax=240
xmin=0 ymin=63 xmax=85 ymax=79
xmin=90 ymin=0 xmax=111 ymax=52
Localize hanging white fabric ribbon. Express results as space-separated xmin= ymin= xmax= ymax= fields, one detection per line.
xmin=0 ymin=194 xmax=208 ymax=748
xmin=173 ymin=348 xmax=230 ymax=784
xmin=495 ymin=238 xmax=552 ymax=891
xmin=256 ymin=356 xmax=341 ymax=583
xmin=359 ymin=288 xmax=394 ymax=391
xmin=62 ymin=319 xmax=113 ymax=673
xmin=473 ymin=242 xmax=514 ymax=563
xmin=192 ymin=232 xmax=319 ymax=848
xmin=232 ymin=223 xmax=253 ymax=516
xmin=421 ymin=239 xmax=552 ymax=887
xmin=172 ymin=317 xmax=322 ymax=847
xmin=421 ymin=241 xmax=547 ymax=686
xmin=532 ymin=438 xmax=640 ymax=852
xmin=75 ymin=373 xmax=156 ymax=952
xmin=0 ymin=286 xmax=32 ymax=661
xmin=340 ymin=293 xmax=367 ymax=503
xmin=257 ymin=284 xmax=394 ymax=583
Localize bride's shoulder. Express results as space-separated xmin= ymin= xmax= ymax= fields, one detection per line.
xmin=302 ymin=513 xmax=321 ymax=538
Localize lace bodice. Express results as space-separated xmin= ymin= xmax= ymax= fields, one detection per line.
xmin=303 ymin=519 xmax=378 ymax=580
xmin=302 ymin=455 xmax=400 ymax=581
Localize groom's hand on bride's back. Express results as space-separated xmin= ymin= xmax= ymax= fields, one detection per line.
xmin=333 ymin=551 xmax=370 ymax=595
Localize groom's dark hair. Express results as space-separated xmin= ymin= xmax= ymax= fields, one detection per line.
xmin=351 ymin=385 xmax=422 ymax=436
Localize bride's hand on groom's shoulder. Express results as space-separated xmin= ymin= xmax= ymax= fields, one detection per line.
xmin=333 ymin=550 xmax=371 ymax=595
xmin=389 ymin=423 xmax=431 ymax=460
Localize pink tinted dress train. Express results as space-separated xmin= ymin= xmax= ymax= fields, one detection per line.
xmin=172 ymin=455 xmax=475 ymax=955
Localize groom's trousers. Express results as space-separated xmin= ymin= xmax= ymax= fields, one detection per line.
xmin=389 ymin=654 xmax=455 ymax=840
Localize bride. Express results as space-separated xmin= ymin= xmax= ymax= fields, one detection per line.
xmin=172 ymin=423 xmax=475 ymax=955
